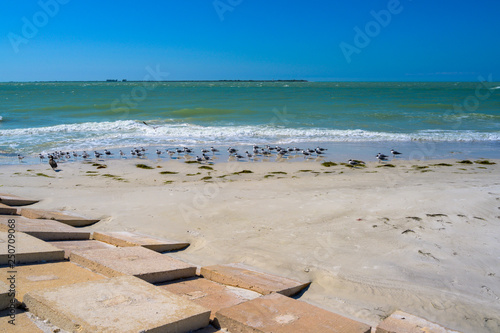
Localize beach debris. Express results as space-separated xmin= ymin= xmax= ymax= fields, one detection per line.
xmin=321 ymin=161 xmax=337 ymax=167
xmin=474 ymin=160 xmax=496 ymax=165
xmin=135 ymin=163 xmax=153 ymax=169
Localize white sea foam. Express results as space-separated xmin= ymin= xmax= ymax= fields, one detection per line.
xmin=1 ymin=120 xmax=499 ymax=154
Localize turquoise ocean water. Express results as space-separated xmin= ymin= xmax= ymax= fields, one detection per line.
xmin=1 ymin=81 xmax=499 ymax=164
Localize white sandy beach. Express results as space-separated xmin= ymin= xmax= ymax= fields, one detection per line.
xmin=1 ymin=157 xmax=499 ymax=332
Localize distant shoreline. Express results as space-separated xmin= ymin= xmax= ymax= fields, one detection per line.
xmin=1 ymin=80 xmax=309 ymax=83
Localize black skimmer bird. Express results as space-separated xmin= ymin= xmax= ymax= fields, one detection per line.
xmin=391 ymin=149 xmax=402 ymax=157
xmin=166 ymin=150 xmax=175 ymax=157
xmin=39 ymin=153 xmax=45 ymax=162
xmin=82 ymin=151 xmax=89 ymax=159
xmin=276 ymin=150 xmax=287 ymax=158
xmin=245 ymin=151 xmax=254 ymax=159
xmin=316 ymin=146 xmax=327 ymax=152
xmin=156 ymin=149 xmax=162 ymax=157
xmin=261 ymin=149 xmax=271 ymax=157
xmin=227 ymin=147 xmax=238 ymax=154
xmin=17 ymin=154 xmax=25 ymax=162
xmin=104 ymin=149 xmax=112 ymax=157
xmin=119 ymin=150 xmax=125 ymax=158
xmin=184 ymin=147 xmax=193 ymax=154
xmin=49 ymin=156 xmax=58 ymax=170
xmin=301 ymin=150 xmax=311 ymax=158
xmin=195 ymin=156 xmax=203 ymax=162
xmin=202 ymin=153 xmax=211 ymax=161
xmin=348 ymin=159 xmax=365 ymax=167
xmin=72 ymin=151 xmax=79 ymax=159
xmin=376 ymin=153 xmax=389 ymax=162
xmin=210 ymin=147 xmax=219 ymax=154
xmin=94 ymin=151 xmax=102 ymax=159
xmin=315 ymin=148 xmax=325 ymax=155
xmin=201 ymin=148 xmax=210 ymax=154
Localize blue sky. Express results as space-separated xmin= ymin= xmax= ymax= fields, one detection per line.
xmin=1 ymin=0 xmax=499 ymax=81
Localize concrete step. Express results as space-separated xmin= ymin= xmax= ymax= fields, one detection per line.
xmin=0 ymin=261 xmax=106 ymax=303
xmin=215 ymin=293 xmax=372 ymax=333
xmin=0 ymin=204 xmax=18 ymax=215
xmin=0 ymin=281 xmax=12 ymax=311
xmin=93 ymin=231 xmax=189 ymax=252
xmin=0 ymin=232 xmax=65 ymax=266
xmin=19 ymin=208 xmax=100 ymax=227
xmin=24 ymin=275 xmax=211 ymax=333
xmin=0 ymin=193 xmax=39 ymax=207
xmin=48 ymin=239 xmax=116 ymax=259
xmin=0 ymin=309 xmax=43 ymax=332
xmin=70 ymin=246 xmax=197 ymax=283
xmin=376 ymin=310 xmax=462 ymax=333
xmin=201 ymin=263 xmax=310 ymax=297
xmin=158 ymin=277 xmax=261 ymax=320
xmin=0 ymin=216 xmax=91 ymax=241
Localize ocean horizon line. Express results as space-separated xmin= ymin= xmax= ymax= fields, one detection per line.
xmin=1 ymin=79 xmax=499 ymax=83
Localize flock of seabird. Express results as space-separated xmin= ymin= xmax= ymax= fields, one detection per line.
xmin=17 ymin=146 xmax=402 ymax=169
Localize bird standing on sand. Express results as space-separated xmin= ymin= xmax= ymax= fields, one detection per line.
xmin=391 ymin=149 xmax=402 ymax=157
xmin=49 ymin=156 xmax=58 ymax=170
xmin=39 ymin=153 xmax=45 ymax=162
xmin=376 ymin=153 xmax=389 ymax=162
xmin=348 ymin=159 xmax=365 ymax=167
